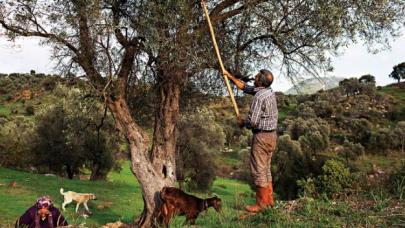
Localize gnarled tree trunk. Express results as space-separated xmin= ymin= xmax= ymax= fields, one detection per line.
xmin=107 ymin=69 xmax=186 ymax=227
xmin=151 ymin=70 xmax=187 ymax=183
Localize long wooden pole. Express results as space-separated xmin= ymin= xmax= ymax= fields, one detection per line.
xmin=201 ymin=0 xmax=240 ymax=117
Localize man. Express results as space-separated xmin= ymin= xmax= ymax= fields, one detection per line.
xmin=15 ymin=196 xmax=68 ymax=228
xmin=224 ymin=69 xmax=278 ymax=213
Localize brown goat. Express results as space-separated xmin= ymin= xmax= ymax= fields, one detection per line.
xmin=158 ymin=187 xmax=221 ymax=226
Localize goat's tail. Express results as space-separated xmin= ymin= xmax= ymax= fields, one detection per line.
xmin=60 ymin=188 xmax=65 ymax=195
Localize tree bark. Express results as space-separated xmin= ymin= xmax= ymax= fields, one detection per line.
xmin=151 ymin=70 xmax=187 ymax=183
xmin=107 ymin=95 xmax=177 ymax=227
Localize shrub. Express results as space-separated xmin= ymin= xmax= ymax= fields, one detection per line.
xmin=348 ymin=118 xmax=372 ymax=145
xmin=272 ymin=134 xmax=326 ymax=199
xmin=368 ymin=128 xmax=392 ymax=154
xmin=41 ymin=77 xmax=57 ymax=91
xmin=298 ymin=160 xmax=353 ymax=199
xmin=0 ymin=117 xmax=35 ymax=168
xmin=387 ymin=107 xmax=405 ymax=122
xmin=339 ymin=140 xmax=365 ymax=163
xmin=389 ymin=162 xmax=405 ymax=200
xmin=391 ymin=121 xmax=405 ymax=153
xmin=176 ymin=108 xmax=225 ymax=192
xmin=297 ymin=177 xmax=316 ymax=198
xmin=25 ymin=105 xmax=35 ymax=115
xmin=295 ymin=103 xmax=317 ymax=119
xmin=313 ymin=100 xmax=334 ymax=118
xmin=317 ymin=160 xmax=353 ymax=198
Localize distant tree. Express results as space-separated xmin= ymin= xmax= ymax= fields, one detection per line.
xmin=389 ymin=62 xmax=405 ymax=85
xmin=30 ymin=70 xmax=36 ymax=75
xmin=33 ymin=86 xmax=119 ymax=180
xmin=359 ymin=74 xmax=376 ymax=84
xmin=33 ymin=105 xmax=80 ymax=179
xmin=339 ymin=78 xmax=361 ymax=96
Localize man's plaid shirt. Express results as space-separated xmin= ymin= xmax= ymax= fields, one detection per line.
xmin=243 ymin=85 xmax=278 ymax=131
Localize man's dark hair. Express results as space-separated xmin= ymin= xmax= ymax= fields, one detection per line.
xmin=259 ymin=69 xmax=274 ymax=87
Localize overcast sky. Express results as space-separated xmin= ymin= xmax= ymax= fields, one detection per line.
xmin=1 ymin=31 xmax=404 ymax=92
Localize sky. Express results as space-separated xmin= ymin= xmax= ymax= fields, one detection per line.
xmin=1 ymin=32 xmax=404 ymax=92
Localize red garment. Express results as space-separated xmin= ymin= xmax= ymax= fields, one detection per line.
xmin=15 ymin=205 xmax=68 ymax=228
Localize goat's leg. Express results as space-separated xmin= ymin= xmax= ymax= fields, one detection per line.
xmin=185 ymin=214 xmax=197 ymax=226
xmin=163 ymin=210 xmax=173 ymax=226
xmin=75 ymin=202 xmax=80 ymax=213
xmin=163 ymin=203 xmax=177 ymax=226
xmin=84 ymin=201 xmax=92 ymax=214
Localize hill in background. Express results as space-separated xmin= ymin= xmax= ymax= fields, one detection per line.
xmin=285 ymin=76 xmax=344 ymax=95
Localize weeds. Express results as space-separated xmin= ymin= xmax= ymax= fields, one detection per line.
xmin=370 ymin=188 xmax=392 ymax=212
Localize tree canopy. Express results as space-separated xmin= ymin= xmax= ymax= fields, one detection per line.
xmin=389 ymin=62 xmax=405 ymax=84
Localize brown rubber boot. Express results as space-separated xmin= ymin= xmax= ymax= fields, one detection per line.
xmin=267 ymin=181 xmax=275 ymax=207
xmin=245 ymin=187 xmax=268 ymax=213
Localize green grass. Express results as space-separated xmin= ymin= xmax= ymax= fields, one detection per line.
xmin=0 ymin=104 xmax=10 ymax=117
xmin=0 ymin=163 xmax=255 ymax=227
xmin=354 ymin=154 xmax=405 ymax=173
xmin=0 ymin=164 xmax=143 ymax=226
xmin=381 ymin=86 xmax=405 ymax=109
xmin=219 ymin=150 xmax=241 ymax=167
xmin=0 ymin=101 xmax=25 ymax=117
xmin=2 ymin=163 xmax=404 ymax=227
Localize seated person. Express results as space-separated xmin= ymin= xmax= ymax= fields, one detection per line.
xmin=15 ymin=196 xmax=68 ymax=228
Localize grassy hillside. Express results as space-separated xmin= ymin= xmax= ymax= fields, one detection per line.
xmin=1 ymin=162 xmax=404 ymax=227
xmin=1 ymin=74 xmax=405 ymax=227
xmin=0 ymin=163 xmax=254 ymax=227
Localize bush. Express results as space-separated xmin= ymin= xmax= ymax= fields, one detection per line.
xmin=41 ymin=77 xmax=57 ymax=91
xmin=368 ymin=128 xmax=392 ymax=154
xmin=389 ymin=162 xmax=405 ymax=200
xmin=297 ymin=177 xmax=316 ymax=198
xmin=272 ymin=134 xmax=325 ymax=199
xmin=387 ymin=107 xmax=405 ymax=122
xmin=348 ymin=118 xmax=372 ymax=145
xmin=313 ymin=100 xmax=334 ymax=118
xmin=298 ymin=160 xmax=353 ymax=199
xmin=339 ymin=140 xmax=365 ymax=163
xmin=176 ymin=108 xmax=225 ymax=192
xmin=391 ymin=121 xmax=405 ymax=153
xmin=0 ymin=117 xmax=35 ymax=168
xmin=25 ymin=105 xmax=35 ymax=115
xmin=318 ymin=160 xmax=353 ymax=198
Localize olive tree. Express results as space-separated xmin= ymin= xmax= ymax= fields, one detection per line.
xmin=2 ymin=0 xmax=404 ymax=226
